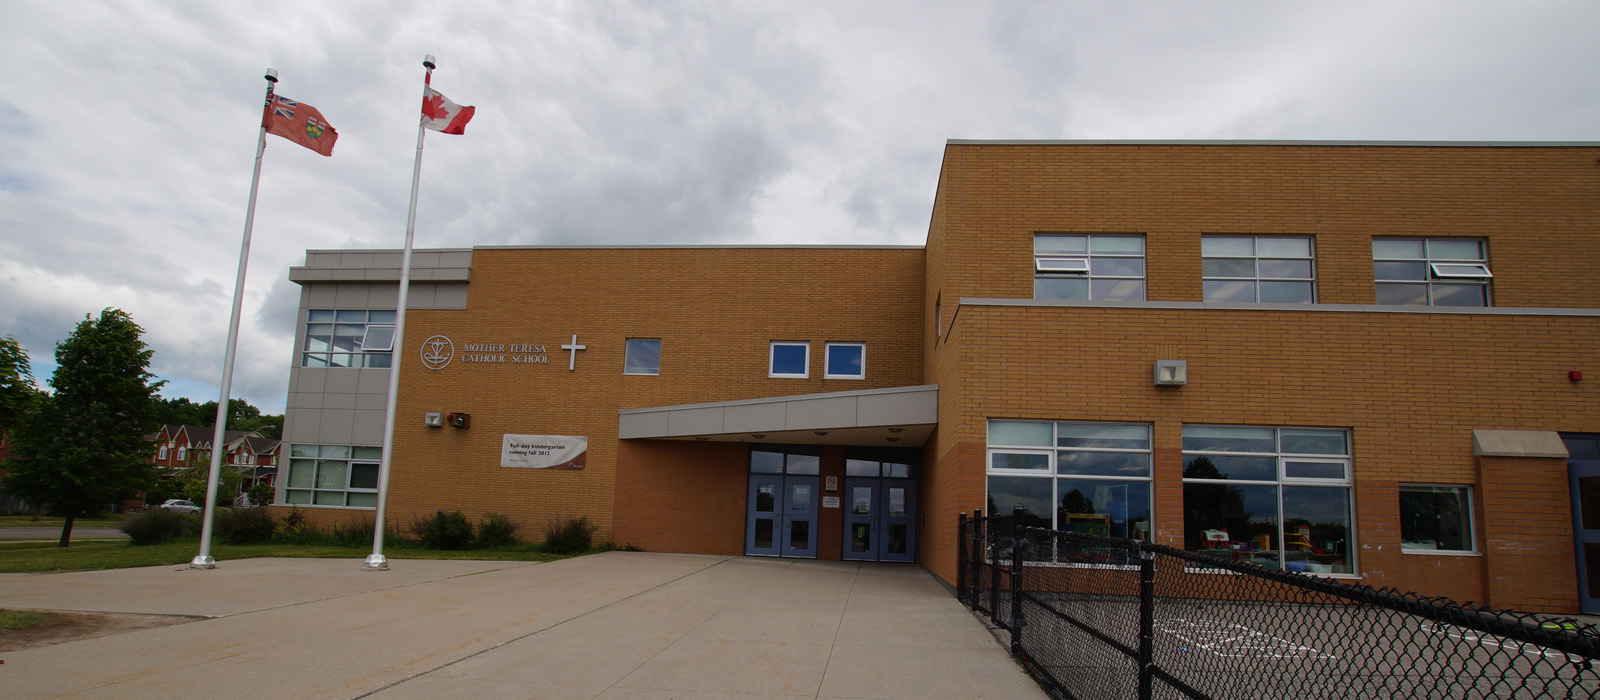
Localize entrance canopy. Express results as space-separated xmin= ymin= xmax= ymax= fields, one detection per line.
xmin=619 ymin=385 xmax=937 ymax=447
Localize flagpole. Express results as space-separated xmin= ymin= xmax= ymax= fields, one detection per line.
xmin=366 ymin=54 xmax=436 ymax=571
xmin=191 ymin=68 xmax=278 ymax=570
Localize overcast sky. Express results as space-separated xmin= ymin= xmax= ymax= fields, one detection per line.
xmin=2 ymin=1 xmax=1597 ymax=414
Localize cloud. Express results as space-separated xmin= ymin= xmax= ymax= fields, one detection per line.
xmin=2 ymin=0 xmax=1597 ymax=413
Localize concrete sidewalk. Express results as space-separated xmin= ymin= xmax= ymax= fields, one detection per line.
xmin=0 ymin=552 xmax=1047 ymax=699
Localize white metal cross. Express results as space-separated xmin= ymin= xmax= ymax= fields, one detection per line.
xmin=561 ymin=334 xmax=586 ymax=371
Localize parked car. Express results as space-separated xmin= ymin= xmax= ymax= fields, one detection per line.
xmin=159 ymin=499 xmax=201 ymax=515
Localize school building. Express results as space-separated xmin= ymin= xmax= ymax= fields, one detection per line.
xmin=275 ymin=140 xmax=1600 ymax=614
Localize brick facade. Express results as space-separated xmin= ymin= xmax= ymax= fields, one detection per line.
xmin=923 ymin=142 xmax=1600 ymax=612
xmin=307 ymin=247 xmax=925 ymax=544
xmin=280 ymin=141 xmax=1600 ymax=614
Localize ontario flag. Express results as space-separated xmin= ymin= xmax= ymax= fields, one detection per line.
xmin=421 ymin=86 xmax=475 ymax=135
xmin=263 ymin=94 xmax=337 ymax=156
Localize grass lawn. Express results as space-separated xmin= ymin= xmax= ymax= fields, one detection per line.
xmin=0 ymin=515 xmax=127 ymax=528
xmin=0 ymin=538 xmax=576 ymax=574
xmin=0 ymin=608 xmax=60 ymax=630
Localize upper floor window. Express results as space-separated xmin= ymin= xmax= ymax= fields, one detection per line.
xmin=1373 ymin=238 xmax=1491 ymax=307
xmin=176 ymin=446 xmax=186 ymax=461
xmin=624 ymin=338 xmax=661 ymax=375
xmin=302 ymin=310 xmax=397 ymax=368
xmin=824 ymin=342 xmax=865 ymax=380
xmin=1034 ymin=234 xmax=1146 ymax=302
xmin=1203 ymin=236 xmax=1315 ymax=303
xmin=769 ymin=342 xmax=809 ymax=378
xmin=158 ymin=445 xmax=168 ymax=460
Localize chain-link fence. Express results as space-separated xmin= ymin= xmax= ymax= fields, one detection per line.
xmin=956 ymin=509 xmax=1600 ymax=700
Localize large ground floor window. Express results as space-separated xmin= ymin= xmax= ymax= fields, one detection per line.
xmin=987 ymin=420 xmax=1153 ymax=542
xmin=1181 ymin=425 xmax=1353 ymax=574
xmin=285 ymin=444 xmax=381 ymax=507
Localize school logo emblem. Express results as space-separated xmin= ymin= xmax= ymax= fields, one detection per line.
xmin=421 ymin=335 xmax=454 ymax=370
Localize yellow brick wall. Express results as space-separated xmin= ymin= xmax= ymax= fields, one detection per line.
xmin=374 ymin=246 xmax=926 ymax=544
xmin=928 ymin=143 xmax=1600 ymax=309
xmin=920 ymin=143 xmax=1600 ymax=611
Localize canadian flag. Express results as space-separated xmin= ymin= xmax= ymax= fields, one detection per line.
xmin=421 ymin=86 xmax=475 ymax=135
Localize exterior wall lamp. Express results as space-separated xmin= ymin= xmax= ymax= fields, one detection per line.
xmin=1154 ymin=360 xmax=1188 ymax=386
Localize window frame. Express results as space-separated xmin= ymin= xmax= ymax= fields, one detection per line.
xmin=301 ymin=309 xmax=399 ymax=368
xmin=768 ymin=341 xmax=810 ymax=379
xmin=1399 ymin=484 xmax=1477 ymax=555
xmin=1372 ymin=238 xmax=1492 ymax=307
xmin=1033 ymin=234 xmax=1147 ymax=302
xmin=1181 ymin=425 xmax=1355 ymax=576
xmin=283 ymin=444 xmax=382 ymax=509
xmin=623 ymin=338 xmax=662 ymax=376
xmin=823 ymin=342 xmax=866 ymax=380
xmin=986 ymin=420 xmax=1155 ymax=556
xmin=1201 ymin=235 xmax=1317 ymax=304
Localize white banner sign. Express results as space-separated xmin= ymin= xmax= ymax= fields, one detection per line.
xmin=501 ymin=434 xmax=587 ymax=470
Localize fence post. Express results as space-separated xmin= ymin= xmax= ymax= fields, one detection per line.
xmin=988 ymin=513 xmax=1001 ymax=623
xmin=1010 ymin=505 xmax=1025 ymax=654
xmin=1138 ymin=543 xmax=1155 ymax=700
xmin=957 ymin=512 xmax=968 ymax=603
xmin=970 ymin=509 xmax=983 ymax=611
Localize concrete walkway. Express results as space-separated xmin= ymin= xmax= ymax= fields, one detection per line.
xmin=0 ymin=552 xmax=1047 ymax=699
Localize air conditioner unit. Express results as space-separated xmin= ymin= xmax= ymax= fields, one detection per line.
xmin=446 ymin=412 xmax=472 ymax=429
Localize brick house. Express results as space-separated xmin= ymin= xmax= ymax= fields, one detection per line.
xmin=274 ymin=140 xmax=1600 ymax=613
xmin=150 ymin=425 xmax=278 ymax=503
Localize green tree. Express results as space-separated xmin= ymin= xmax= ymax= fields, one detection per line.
xmin=3 ymin=310 xmax=162 ymax=546
xmin=233 ymin=412 xmax=283 ymax=440
xmin=152 ymin=395 xmax=281 ymax=440
xmin=0 ymin=335 xmax=43 ymax=432
xmin=247 ymin=482 xmax=274 ymax=507
xmin=175 ymin=454 xmax=245 ymax=510
xmin=152 ymin=396 xmax=209 ymax=427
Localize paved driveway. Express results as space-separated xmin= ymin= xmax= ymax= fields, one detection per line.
xmin=0 ymin=552 xmax=1046 ymax=699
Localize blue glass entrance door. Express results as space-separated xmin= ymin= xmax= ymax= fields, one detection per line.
xmin=881 ymin=482 xmax=916 ymax=563
xmin=842 ymin=478 xmax=916 ymax=562
xmin=746 ymin=475 xmax=782 ymax=556
xmin=843 ymin=482 xmax=875 ymax=561
xmin=784 ymin=477 xmax=818 ymax=558
xmin=1565 ymin=435 xmax=1600 ymax=613
xmin=745 ymin=474 xmax=818 ymax=558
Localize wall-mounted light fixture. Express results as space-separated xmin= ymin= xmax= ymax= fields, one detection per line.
xmin=751 ymin=434 xmax=766 ymax=439
xmin=446 ymin=412 xmax=472 ymax=429
xmin=814 ymin=431 xmax=829 ymax=436
xmin=424 ymin=412 xmax=444 ymax=427
xmin=1154 ymin=360 xmax=1188 ymax=386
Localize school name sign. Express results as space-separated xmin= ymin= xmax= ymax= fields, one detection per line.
xmin=501 ymin=435 xmax=587 ymax=470
xmin=421 ymin=334 xmax=588 ymax=371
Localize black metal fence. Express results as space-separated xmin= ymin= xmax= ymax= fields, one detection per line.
xmin=956 ymin=508 xmax=1600 ymax=700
